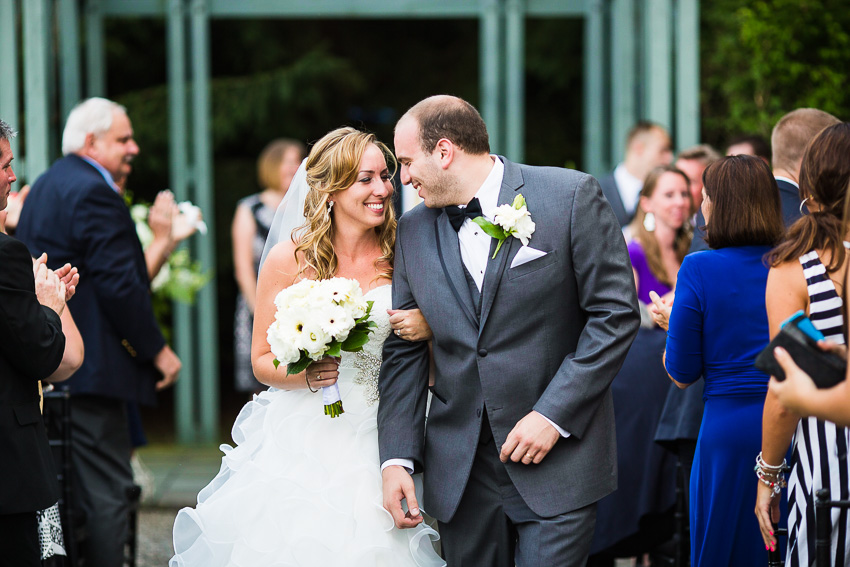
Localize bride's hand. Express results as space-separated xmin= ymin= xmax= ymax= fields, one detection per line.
xmin=388 ymin=308 xmax=433 ymax=341
xmin=304 ymin=357 xmax=340 ymax=391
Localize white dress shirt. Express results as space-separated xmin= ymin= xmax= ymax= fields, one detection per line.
xmin=381 ymin=157 xmax=567 ymax=474
xmin=613 ymin=162 xmax=643 ymax=216
xmin=774 ymin=175 xmax=799 ymax=189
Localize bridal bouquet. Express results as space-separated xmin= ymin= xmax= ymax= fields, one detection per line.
xmin=267 ymin=277 xmax=376 ymax=417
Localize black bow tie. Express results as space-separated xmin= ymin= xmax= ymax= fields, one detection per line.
xmin=445 ymin=198 xmax=483 ymax=232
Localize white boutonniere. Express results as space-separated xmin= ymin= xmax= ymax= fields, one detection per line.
xmin=472 ymin=194 xmax=535 ymax=258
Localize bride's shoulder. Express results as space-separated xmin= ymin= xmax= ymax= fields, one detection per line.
xmin=260 ymin=240 xmax=304 ymax=286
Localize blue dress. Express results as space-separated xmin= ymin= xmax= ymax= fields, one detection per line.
xmin=665 ymin=246 xmax=786 ymax=567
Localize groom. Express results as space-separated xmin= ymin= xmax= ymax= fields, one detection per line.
xmin=378 ymin=95 xmax=640 ymax=566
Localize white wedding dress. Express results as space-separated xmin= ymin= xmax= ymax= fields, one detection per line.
xmin=170 ymin=285 xmax=444 ymax=567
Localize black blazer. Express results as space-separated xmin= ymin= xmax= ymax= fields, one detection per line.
xmin=16 ymin=155 xmax=165 ymax=406
xmin=598 ymin=173 xmax=632 ymax=228
xmin=0 ymin=233 xmax=64 ymax=514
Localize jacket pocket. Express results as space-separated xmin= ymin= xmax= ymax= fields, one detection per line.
xmin=507 ymin=249 xmax=558 ymax=280
xmin=14 ymin=402 xmax=41 ymax=426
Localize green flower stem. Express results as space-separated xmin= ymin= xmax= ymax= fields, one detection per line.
xmin=491 ymin=238 xmax=505 ymax=259
xmin=324 ymin=401 xmax=345 ymax=418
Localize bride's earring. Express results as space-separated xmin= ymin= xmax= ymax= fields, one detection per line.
xmin=327 ymin=200 xmax=334 ymax=214
xmin=643 ymin=212 xmax=656 ymax=232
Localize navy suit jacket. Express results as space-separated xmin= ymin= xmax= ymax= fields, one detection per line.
xmin=16 ymin=155 xmax=165 ymax=406
xmin=598 ymin=173 xmax=632 ymax=228
xmin=777 ymin=178 xmax=805 ymax=227
xmin=0 ymin=233 xmax=63 ymax=514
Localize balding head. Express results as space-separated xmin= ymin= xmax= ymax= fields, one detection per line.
xmin=397 ymin=95 xmax=490 ymax=156
xmin=771 ymin=108 xmax=840 ymax=176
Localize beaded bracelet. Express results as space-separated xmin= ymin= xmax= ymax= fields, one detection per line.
xmin=754 ymin=452 xmax=787 ymax=497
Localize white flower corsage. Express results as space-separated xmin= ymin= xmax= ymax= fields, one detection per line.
xmin=472 ymin=194 xmax=535 ymax=258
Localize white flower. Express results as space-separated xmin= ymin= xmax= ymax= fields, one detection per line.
xmin=492 ymin=204 xmax=525 ymax=231
xmin=275 ymin=279 xmax=316 ymax=311
xmin=274 ymin=307 xmax=310 ymax=341
xmin=177 ymin=201 xmax=208 ymax=235
xmin=317 ymin=304 xmax=356 ymax=342
xmin=300 ymin=319 xmax=331 ymax=360
xmin=322 ymin=277 xmax=359 ymax=305
xmin=474 ymin=193 xmax=535 ymax=258
xmin=512 ymin=213 xmax=536 ymax=245
xmin=130 ymin=204 xmax=148 ymax=224
xmin=266 ymin=320 xmax=300 ymax=364
xmin=135 ymin=220 xmax=153 ymax=249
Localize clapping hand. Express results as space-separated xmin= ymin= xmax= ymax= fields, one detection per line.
xmin=33 ymin=261 xmax=66 ymax=316
xmin=172 ymin=203 xmax=202 ymax=243
xmin=648 ymin=290 xmax=674 ymax=331
xmin=33 ymin=254 xmax=79 ymax=302
xmin=148 ymin=190 xmax=176 ymax=245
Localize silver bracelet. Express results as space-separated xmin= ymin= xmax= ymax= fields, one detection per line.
xmin=754 ymin=452 xmax=787 ymax=497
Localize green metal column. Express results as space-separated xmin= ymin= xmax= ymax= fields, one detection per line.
xmin=480 ymin=0 xmax=503 ymax=155
xmin=0 ymin=0 xmax=20 ymax=161
xmin=23 ymin=0 xmax=51 ymax=181
xmin=583 ymin=0 xmax=606 ymax=176
xmin=643 ymin=0 xmax=672 ymax=129
xmin=504 ymin=0 xmax=524 ymax=163
xmin=58 ymin=0 xmax=83 ymax=120
xmin=168 ymin=0 xmax=198 ymax=444
xmin=85 ymin=0 xmax=106 ymax=96
xmin=191 ymin=0 xmax=219 ymax=444
xmin=609 ymin=0 xmax=636 ymax=167
xmin=675 ymin=0 xmax=700 ymax=148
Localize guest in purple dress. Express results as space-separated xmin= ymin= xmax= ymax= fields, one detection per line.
xmin=590 ymin=166 xmax=692 ymax=565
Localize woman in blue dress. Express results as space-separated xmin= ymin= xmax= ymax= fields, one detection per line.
xmin=651 ymin=155 xmax=786 ymax=567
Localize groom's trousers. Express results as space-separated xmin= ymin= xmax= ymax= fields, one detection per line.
xmin=438 ymin=413 xmax=597 ymax=567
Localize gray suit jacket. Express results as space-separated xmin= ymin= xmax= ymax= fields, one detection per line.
xmin=378 ymin=158 xmax=640 ymax=521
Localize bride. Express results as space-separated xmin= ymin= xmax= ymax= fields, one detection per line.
xmin=170 ymin=128 xmax=445 ymax=566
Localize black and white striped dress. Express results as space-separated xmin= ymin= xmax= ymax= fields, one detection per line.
xmin=787 ymin=249 xmax=850 ymax=567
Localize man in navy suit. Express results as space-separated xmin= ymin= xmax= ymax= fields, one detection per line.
xmin=599 ymin=121 xmax=673 ymax=227
xmin=770 ymin=108 xmax=840 ymax=226
xmin=16 ymin=98 xmax=181 ymax=567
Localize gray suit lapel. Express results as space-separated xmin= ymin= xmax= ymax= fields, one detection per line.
xmin=479 ymin=158 xmax=523 ymax=331
xmin=434 ymin=212 xmax=479 ymax=328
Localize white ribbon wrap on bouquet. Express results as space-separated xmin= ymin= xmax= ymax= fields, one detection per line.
xmin=322 ymin=383 xmax=342 ymax=407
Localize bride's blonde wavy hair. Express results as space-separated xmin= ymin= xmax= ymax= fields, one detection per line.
xmin=293 ymin=127 xmax=397 ymax=281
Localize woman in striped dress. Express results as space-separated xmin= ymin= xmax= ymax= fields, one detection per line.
xmin=757 ymin=122 xmax=850 ymax=566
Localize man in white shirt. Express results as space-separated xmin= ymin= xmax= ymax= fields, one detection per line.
xmin=378 ymin=95 xmax=639 ymax=567
xmin=599 ymin=121 xmax=673 ymax=227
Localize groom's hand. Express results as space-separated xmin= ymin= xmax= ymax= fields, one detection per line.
xmin=382 ymin=465 xmax=423 ymax=529
xmin=500 ymin=411 xmax=560 ymax=465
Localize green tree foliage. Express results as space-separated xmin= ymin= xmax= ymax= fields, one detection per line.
xmin=701 ymin=0 xmax=850 ymax=148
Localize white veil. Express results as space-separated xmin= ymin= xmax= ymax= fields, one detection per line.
xmin=259 ymin=158 xmax=310 ymax=271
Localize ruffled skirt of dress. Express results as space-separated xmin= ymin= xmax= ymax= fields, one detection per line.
xmin=170 ymin=373 xmax=444 ymax=567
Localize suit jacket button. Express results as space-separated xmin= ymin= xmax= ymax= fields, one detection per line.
xmin=478 ymin=348 xmax=487 ymax=357
xmin=476 ymin=408 xmax=482 ymax=418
